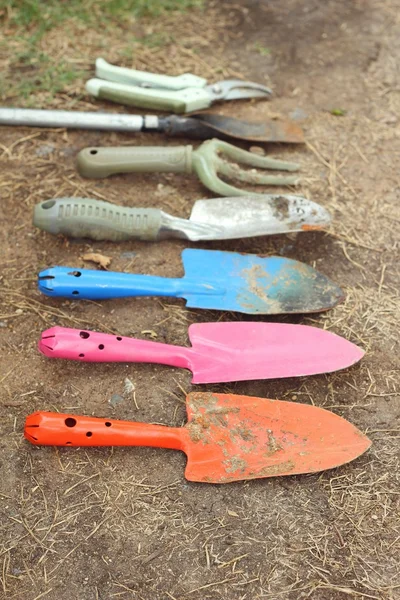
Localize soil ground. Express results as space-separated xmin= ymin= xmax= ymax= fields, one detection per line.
xmin=0 ymin=1 xmax=399 ymax=599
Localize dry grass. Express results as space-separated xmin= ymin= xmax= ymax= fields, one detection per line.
xmin=0 ymin=1 xmax=399 ymax=599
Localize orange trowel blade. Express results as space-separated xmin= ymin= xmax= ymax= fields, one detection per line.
xmin=183 ymin=393 xmax=371 ymax=483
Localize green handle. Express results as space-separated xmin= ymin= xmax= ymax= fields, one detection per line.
xmin=33 ymin=198 xmax=163 ymax=241
xmin=95 ymin=57 xmax=207 ymax=90
xmin=77 ymin=146 xmax=193 ymax=179
xmin=85 ymin=79 xmax=211 ymax=113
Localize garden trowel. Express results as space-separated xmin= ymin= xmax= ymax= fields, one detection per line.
xmin=39 ymin=323 xmax=364 ymax=383
xmin=33 ymin=196 xmax=330 ymax=242
xmin=24 ymin=393 xmax=371 ymax=483
xmin=38 ymin=250 xmax=344 ymax=315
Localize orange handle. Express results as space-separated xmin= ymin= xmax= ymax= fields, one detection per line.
xmin=24 ymin=411 xmax=184 ymax=449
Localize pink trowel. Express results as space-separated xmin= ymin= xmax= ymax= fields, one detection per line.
xmin=39 ymin=323 xmax=364 ymax=384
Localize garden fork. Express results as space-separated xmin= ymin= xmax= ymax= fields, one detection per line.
xmin=77 ymin=139 xmax=300 ymax=197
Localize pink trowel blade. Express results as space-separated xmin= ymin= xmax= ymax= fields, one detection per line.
xmin=186 ymin=322 xmax=364 ymax=383
xmin=39 ymin=323 xmax=364 ymax=384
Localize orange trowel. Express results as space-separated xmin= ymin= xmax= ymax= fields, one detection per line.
xmin=25 ymin=393 xmax=371 ymax=484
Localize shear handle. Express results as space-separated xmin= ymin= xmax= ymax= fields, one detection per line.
xmin=95 ymin=57 xmax=207 ymax=90
xmin=86 ymin=78 xmax=214 ymax=113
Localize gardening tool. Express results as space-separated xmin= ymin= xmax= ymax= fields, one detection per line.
xmin=39 ymin=323 xmax=364 ymax=383
xmin=33 ymin=195 xmax=330 ymax=242
xmin=0 ymin=107 xmax=304 ymax=143
xmin=37 ymin=249 xmax=344 ymax=315
xmin=24 ymin=392 xmax=371 ymax=483
xmin=86 ymin=57 xmax=272 ymax=114
xmin=77 ymin=140 xmax=300 ymax=197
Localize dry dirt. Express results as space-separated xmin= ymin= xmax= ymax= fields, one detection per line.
xmin=0 ymin=1 xmax=399 ymax=599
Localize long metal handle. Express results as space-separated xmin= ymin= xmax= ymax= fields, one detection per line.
xmin=76 ymin=145 xmax=193 ymax=178
xmin=86 ymin=79 xmax=211 ymax=113
xmin=95 ymin=57 xmax=207 ymax=90
xmin=33 ymin=197 xmax=163 ymax=241
xmin=25 ymin=411 xmax=184 ymax=449
xmin=0 ymin=107 xmax=149 ymax=132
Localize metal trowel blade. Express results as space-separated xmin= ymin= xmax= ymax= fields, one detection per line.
xmin=188 ymin=195 xmax=331 ymax=240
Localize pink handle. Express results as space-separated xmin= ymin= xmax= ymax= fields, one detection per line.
xmin=39 ymin=326 xmax=193 ymax=370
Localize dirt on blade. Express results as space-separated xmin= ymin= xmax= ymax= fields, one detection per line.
xmin=0 ymin=1 xmax=399 ymax=599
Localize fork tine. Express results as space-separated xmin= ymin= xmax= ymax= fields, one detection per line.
xmin=202 ymin=175 xmax=256 ymax=197
xmin=192 ymin=150 xmax=263 ymax=196
xmin=214 ymin=140 xmax=299 ymax=171
xmin=193 ymin=139 xmax=302 ymax=195
xmin=218 ymin=160 xmax=300 ymax=186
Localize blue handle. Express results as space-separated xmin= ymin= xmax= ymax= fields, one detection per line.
xmin=37 ymin=266 xmax=224 ymax=301
xmin=38 ymin=266 xmax=183 ymax=300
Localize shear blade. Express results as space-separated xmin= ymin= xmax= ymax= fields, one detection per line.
xmin=208 ymin=79 xmax=273 ymax=101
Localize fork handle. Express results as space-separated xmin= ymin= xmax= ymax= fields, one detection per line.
xmin=95 ymin=57 xmax=207 ymax=90
xmin=77 ymin=145 xmax=193 ymax=179
xmin=86 ymin=79 xmax=211 ymax=113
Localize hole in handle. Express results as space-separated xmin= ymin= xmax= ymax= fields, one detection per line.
xmin=65 ymin=417 xmax=77 ymax=428
xmin=42 ymin=200 xmax=56 ymax=209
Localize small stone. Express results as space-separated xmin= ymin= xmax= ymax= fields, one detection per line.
xmin=120 ymin=251 xmax=136 ymax=259
xmin=249 ymin=146 xmax=265 ymax=156
xmin=279 ymin=244 xmax=294 ymax=255
xmin=290 ymin=107 xmax=308 ymax=121
xmin=155 ymin=184 xmax=177 ymax=197
xmin=124 ymin=378 xmax=135 ymax=397
xmin=60 ymin=147 xmax=76 ymax=157
xmin=35 ymin=144 xmax=55 ymax=157
xmin=109 ymin=394 xmax=124 ymax=407
xmin=384 ymin=114 xmax=398 ymax=125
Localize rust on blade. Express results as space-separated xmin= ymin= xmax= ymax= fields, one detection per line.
xmin=301 ymin=223 xmax=327 ymax=231
xmin=189 ymin=113 xmax=305 ymax=144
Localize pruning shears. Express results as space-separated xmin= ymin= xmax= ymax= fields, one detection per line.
xmin=86 ymin=58 xmax=272 ymax=114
